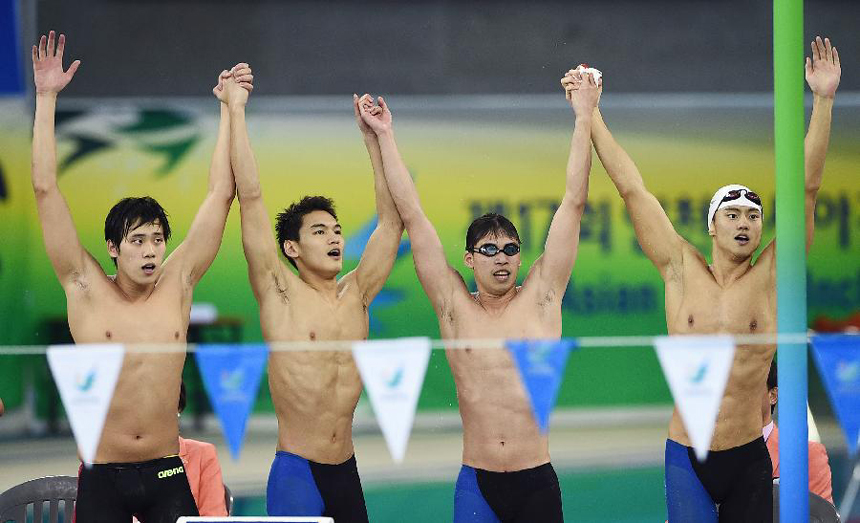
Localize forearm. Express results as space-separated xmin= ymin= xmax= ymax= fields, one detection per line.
xmin=208 ymin=103 xmax=236 ymax=199
xmin=366 ymin=135 xmax=401 ymax=227
xmin=804 ymin=95 xmax=834 ymax=197
xmin=228 ymin=104 xmax=263 ymax=201
xmin=591 ymin=109 xmax=646 ymax=198
xmin=32 ymin=93 xmax=59 ymax=194
xmin=564 ymin=113 xmax=593 ymax=209
xmin=376 ymin=130 xmax=425 ymax=226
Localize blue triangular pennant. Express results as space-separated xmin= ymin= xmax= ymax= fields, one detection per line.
xmin=811 ymin=334 xmax=860 ymax=456
xmin=506 ymin=339 xmax=577 ymax=433
xmin=195 ymin=344 xmax=268 ymax=460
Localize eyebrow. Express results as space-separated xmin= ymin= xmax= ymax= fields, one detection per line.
xmin=310 ymin=223 xmax=341 ymax=229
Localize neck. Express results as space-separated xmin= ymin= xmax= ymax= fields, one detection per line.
xmin=709 ymin=243 xmax=752 ymax=286
xmin=475 ymin=285 xmax=518 ymax=313
xmin=298 ymin=267 xmax=339 ymax=297
xmin=112 ymin=271 xmax=155 ymax=301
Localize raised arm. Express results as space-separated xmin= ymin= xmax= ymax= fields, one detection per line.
xmin=360 ymin=97 xmax=466 ymax=313
xmin=30 ymin=31 xmax=93 ymax=287
xmin=165 ymin=68 xmax=242 ymax=286
xmin=525 ymin=68 xmax=598 ymax=295
xmin=345 ymin=94 xmax=404 ymax=304
xmin=804 ymin=36 xmax=840 ymax=251
xmin=588 ymin=82 xmax=683 ymax=278
xmin=223 ymin=65 xmax=290 ymax=301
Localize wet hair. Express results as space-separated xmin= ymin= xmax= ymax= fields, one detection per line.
xmin=104 ymin=197 xmax=171 ymax=266
xmin=178 ymin=381 xmax=187 ymax=414
xmin=465 ymin=213 xmax=520 ymax=252
xmin=767 ymin=359 xmax=777 ymax=414
xmin=275 ymin=196 xmax=338 ymax=268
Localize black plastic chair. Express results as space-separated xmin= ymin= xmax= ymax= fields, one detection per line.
xmin=772 ymin=483 xmax=841 ymax=523
xmin=0 ymin=476 xmax=77 ymax=523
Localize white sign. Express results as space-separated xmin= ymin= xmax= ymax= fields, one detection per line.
xmin=654 ymin=335 xmax=735 ymax=461
xmin=352 ymin=337 xmax=431 ymax=463
xmin=47 ymin=344 xmax=125 ymax=466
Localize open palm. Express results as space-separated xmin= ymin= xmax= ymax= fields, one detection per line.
xmin=32 ymin=31 xmax=80 ymax=95
xmin=806 ymin=36 xmax=840 ymax=98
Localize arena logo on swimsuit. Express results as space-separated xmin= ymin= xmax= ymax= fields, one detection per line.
xmin=157 ymin=466 xmax=184 ymax=479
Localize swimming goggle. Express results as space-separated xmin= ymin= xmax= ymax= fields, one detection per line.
xmin=721 ymin=189 xmax=762 ymax=207
xmin=469 ymin=243 xmax=521 ymax=257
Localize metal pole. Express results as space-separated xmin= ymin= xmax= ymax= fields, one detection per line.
xmin=774 ymin=0 xmax=809 ymax=520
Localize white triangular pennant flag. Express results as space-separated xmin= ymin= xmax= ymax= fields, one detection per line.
xmin=654 ymin=335 xmax=735 ymax=461
xmin=47 ymin=344 xmax=125 ymax=466
xmin=352 ymin=337 xmax=431 ymax=463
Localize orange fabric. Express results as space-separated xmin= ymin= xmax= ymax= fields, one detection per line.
xmin=179 ymin=437 xmax=228 ymax=516
xmin=766 ymin=424 xmax=833 ymax=504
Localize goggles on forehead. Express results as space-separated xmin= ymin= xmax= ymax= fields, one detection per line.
xmin=469 ymin=242 xmax=521 ymax=257
xmin=721 ymin=189 xmax=762 ymax=207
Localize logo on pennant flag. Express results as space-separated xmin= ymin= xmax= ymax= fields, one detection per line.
xmin=506 ymin=339 xmax=576 ymax=434
xmin=811 ymin=334 xmax=860 ymax=456
xmin=653 ymin=335 xmax=735 ymax=461
xmin=352 ymin=337 xmax=431 ymax=463
xmin=195 ymin=344 xmax=268 ymax=460
xmin=47 ymin=344 xmax=125 ymax=466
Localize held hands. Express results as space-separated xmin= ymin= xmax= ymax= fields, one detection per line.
xmin=806 ymin=36 xmax=840 ymax=99
xmin=32 ymin=31 xmax=80 ymax=95
xmin=356 ymin=94 xmax=392 ymax=135
xmin=213 ymin=63 xmax=254 ymax=106
xmin=561 ymin=65 xmax=601 ymax=117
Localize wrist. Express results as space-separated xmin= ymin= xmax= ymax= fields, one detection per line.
xmin=813 ymin=93 xmax=836 ymax=104
xmin=228 ymin=102 xmax=247 ymax=114
xmin=36 ymin=91 xmax=58 ymax=100
xmin=375 ymin=127 xmax=394 ymax=139
xmin=574 ymin=112 xmax=594 ymax=123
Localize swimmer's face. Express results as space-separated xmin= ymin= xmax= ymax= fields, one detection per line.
xmin=710 ymin=206 xmax=762 ymax=259
xmin=761 ymin=382 xmax=777 ymax=425
xmin=285 ymin=210 xmax=343 ymax=277
xmin=107 ymin=220 xmax=167 ymax=284
xmin=464 ymin=232 xmax=522 ymax=294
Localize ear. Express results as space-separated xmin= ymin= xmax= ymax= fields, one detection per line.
xmin=464 ymin=251 xmax=474 ymax=269
xmin=107 ymin=240 xmax=119 ymax=258
xmin=770 ymin=387 xmax=778 ymax=406
xmin=284 ymin=240 xmax=300 ymax=261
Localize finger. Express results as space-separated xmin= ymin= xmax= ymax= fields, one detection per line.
xmin=370 ymin=106 xmax=382 ymax=116
xmin=824 ymin=37 xmax=832 ymax=62
xmin=358 ymin=93 xmax=372 ymax=104
xmin=815 ymin=36 xmax=825 ymax=61
xmin=66 ymin=59 xmax=81 ymax=79
xmin=805 ymin=57 xmax=812 ymax=76
xmin=56 ymin=33 xmax=66 ymax=61
xmin=38 ymin=35 xmax=46 ymax=60
xmin=233 ymin=68 xmax=251 ymax=77
xmin=220 ymin=69 xmax=231 ymax=78
xmin=232 ymin=63 xmax=249 ymax=72
xmin=378 ymin=96 xmax=388 ymax=111
xmin=832 ymin=47 xmax=840 ymax=67
xmin=810 ymin=39 xmax=819 ymax=62
xmin=239 ymin=83 xmax=253 ymax=92
xmin=353 ymin=94 xmax=360 ymax=116
xmin=235 ymin=74 xmax=253 ymax=83
xmin=31 ymin=45 xmax=38 ymax=64
xmin=47 ymin=30 xmax=56 ymax=57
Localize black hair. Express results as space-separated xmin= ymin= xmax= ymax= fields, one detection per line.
xmin=767 ymin=359 xmax=777 ymax=414
xmin=104 ymin=197 xmax=171 ymax=266
xmin=275 ymin=196 xmax=338 ymax=268
xmin=465 ymin=213 xmax=520 ymax=252
xmin=178 ymin=381 xmax=187 ymax=413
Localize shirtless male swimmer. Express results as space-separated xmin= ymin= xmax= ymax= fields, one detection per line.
xmin=562 ymin=36 xmax=841 ymax=521
xmin=221 ymin=73 xmax=403 ymax=521
xmin=356 ymin=70 xmax=600 ymax=522
xmin=32 ymin=32 xmax=250 ymax=522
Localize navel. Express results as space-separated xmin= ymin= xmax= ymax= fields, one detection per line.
xmin=174 ymin=331 xmax=180 ymax=339
xmin=309 ymin=332 xmax=316 ymax=341
xmin=687 ymin=315 xmax=694 ymax=327
xmin=750 ymin=319 xmax=758 ymax=331
xmin=105 ymin=330 xmax=112 ymax=339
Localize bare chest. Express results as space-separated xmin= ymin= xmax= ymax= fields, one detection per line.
xmin=262 ymin=287 xmax=369 ymax=343
xmin=669 ymin=269 xmax=774 ymax=335
xmin=67 ymin=286 xmax=188 ymax=344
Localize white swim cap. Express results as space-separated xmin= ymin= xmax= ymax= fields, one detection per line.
xmin=707 ymin=184 xmax=763 ymax=233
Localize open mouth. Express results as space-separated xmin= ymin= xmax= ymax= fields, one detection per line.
xmin=493 ymin=270 xmax=511 ymax=281
xmin=142 ymin=263 xmax=156 ymax=275
xmin=734 ymin=234 xmax=750 ymax=245
xmin=327 ymin=248 xmax=342 ymax=259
